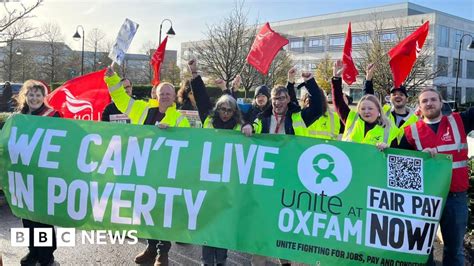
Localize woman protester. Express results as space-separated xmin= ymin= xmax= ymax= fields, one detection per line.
xmin=15 ymin=80 xmax=60 ymax=266
xmin=188 ymin=59 xmax=245 ymax=265
xmin=331 ymin=60 xmax=399 ymax=149
xmin=243 ymin=84 xmax=271 ymax=124
xmin=177 ymin=80 xmax=197 ymax=111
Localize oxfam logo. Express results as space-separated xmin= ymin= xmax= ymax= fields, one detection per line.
xmin=297 ymin=144 xmax=352 ymax=196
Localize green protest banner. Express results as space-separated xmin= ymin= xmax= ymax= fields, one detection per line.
xmin=0 ymin=114 xmax=452 ymax=265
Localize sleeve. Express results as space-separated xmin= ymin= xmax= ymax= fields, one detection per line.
xmin=398 ymin=135 xmax=416 ymax=150
xmin=460 ymin=107 xmax=474 ymax=134
xmin=301 ymin=77 xmax=323 ymax=126
xmin=222 ymin=88 xmax=237 ymax=99
xmin=190 ymin=75 xmax=213 ymax=123
xmin=363 ymin=80 xmax=374 ymax=95
xmin=105 ymin=73 xmax=148 ymax=124
xmin=101 ymin=104 xmax=111 ymax=122
xmin=332 ymin=77 xmax=350 ymax=124
xmin=287 ymin=82 xmax=297 ymax=104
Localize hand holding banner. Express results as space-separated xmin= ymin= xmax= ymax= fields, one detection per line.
xmin=108 ymin=18 xmax=139 ymax=65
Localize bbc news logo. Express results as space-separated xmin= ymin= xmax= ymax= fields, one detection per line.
xmin=11 ymin=228 xmax=138 ymax=247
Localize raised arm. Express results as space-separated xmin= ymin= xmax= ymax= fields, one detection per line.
xmin=301 ymin=71 xmax=324 ymax=126
xmin=363 ymin=63 xmax=376 ymax=95
xmin=104 ymin=66 xmax=148 ymax=124
xmin=332 ymin=60 xmax=350 ymax=124
xmin=287 ymin=67 xmax=298 ymax=104
xmin=188 ymin=59 xmax=213 ymax=122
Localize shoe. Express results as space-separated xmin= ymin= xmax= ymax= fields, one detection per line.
xmin=134 ymin=247 xmax=157 ymax=264
xmin=154 ymin=252 xmax=169 ymax=266
xmin=20 ymin=251 xmax=38 ymax=265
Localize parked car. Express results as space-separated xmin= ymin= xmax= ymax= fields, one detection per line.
xmin=0 ymin=82 xmax=22 ymax=112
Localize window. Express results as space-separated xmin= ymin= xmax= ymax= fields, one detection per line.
xmin=467 ymin=60 xmax=474 ymax=79
xmin=380 ymin=32 xmax=397 ymax=42
xmin=353 ymin=34 xmax=369 ymax=44
xmin=438 ymin=25 xmax=449 ymax=47
xmin=437 ymin=86 xmax=448 ymax=100
xmin=466 ymin=87 xmax=474 ymax=103
xmin=453 ymin=30 xmax=463 ymax=49
xmin=437 ymin=56 xmax=448 ymax=76
xmin=308 ymin=39 xmax=323 ymax=47
xmin=453 ymin=58 xmax=462 ymax=78
xmin=290 ymin=40 xmax=303 ymax=49
xmin=329 ymin=37 xmax=344 ymax=46
xmin=308 ymin=63 xmax=317 ymax=69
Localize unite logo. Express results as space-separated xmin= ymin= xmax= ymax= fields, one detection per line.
xmin=297 ymin=144 xmax=353 ymax=196
xmin=62 ymin=88 xmax=96 ymax=120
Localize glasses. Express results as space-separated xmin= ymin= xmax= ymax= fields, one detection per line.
xmin=218 ymin=107 xmax=234 ymax=114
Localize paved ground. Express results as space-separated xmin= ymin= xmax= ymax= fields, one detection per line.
xmin=0 ymin=201 xmax=445 ymax=266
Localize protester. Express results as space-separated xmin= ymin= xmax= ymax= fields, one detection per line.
xmin=289 ymin=68 xmax=341 ymax=140
xmin=332 ymin=60 xmax=399 ymax=149
xmin=15 ymin=80 xmax=60 ymax=266
xmin=241 ymin=68 xmax=324 ymax=266
xmin=101 ymin=77 xmax=133 ymax=123
xmin=188 ymin=58 xmax=244 ymax=265
xmin=105 ymin=67 xmax=190 ymax=266
xmin=177 ymin=80 xmax=197 ymax=111
xmin=363 ymin=63 xmax=418 ymax=141
xmin=399 ymin=88 xmax=474 ymax=266
xmin=243 ymin=84 xmax=271 ymax=124
xmin=1 ymin=81 xmax=12 ymax=111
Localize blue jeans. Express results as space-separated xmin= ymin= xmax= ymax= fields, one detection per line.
xmin=427 ymin=191 xmax=468 ymax=266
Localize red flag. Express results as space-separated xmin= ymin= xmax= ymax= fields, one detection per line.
xmin=388 ymin=21 xmax=429 ymax=88
xmin=246 ymin=22 xmax=288 ymax=75
xmin=45 ymin=69 xmax=110 ymax=120
xmin=151 ymin=36 xmax=168 ymax=86
xmin=342 ymin=22 xmax=358 ymax=85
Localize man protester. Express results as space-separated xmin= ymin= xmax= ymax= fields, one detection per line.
xmin=104 ymin=67 xmax=190 ymax=266
xmin=363 ymin=63 xmax=418 ymax=141
xmin=399 ymin=88 xmax=474 ymax=266
xmin=242 ymin=68 xmax=324 ymax=266
xmin=101 ymin=78 xmax=133 ymax=123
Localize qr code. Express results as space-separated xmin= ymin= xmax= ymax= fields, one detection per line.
xmin=387 ymin=155 xmax=423 ymax=192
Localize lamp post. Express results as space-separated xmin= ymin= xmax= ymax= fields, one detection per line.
xmin=454 ymin=33 xmax=474 ymax=105
xmin=73 ymin=25 xmax=85 ymax=76
xmin=15 ymin=47 xmax=25 ymax=81
xmin=159 ymin=18 xmax=175 ymax=44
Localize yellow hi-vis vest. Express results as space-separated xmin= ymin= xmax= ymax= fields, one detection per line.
xmin=306 ymin=110 xmax=341 ymax=140
xmin=382 ymin=104 xmax=419 ymax=142
xmin=254 ymin=112 xmax=307 ymax=136
xmin=203 ymin=117 xmax=241 ymax=131
xmin=105 ymin=73 xmax=190 ymax=127
xmin=342 ymin=110 xmax=398 ymax=145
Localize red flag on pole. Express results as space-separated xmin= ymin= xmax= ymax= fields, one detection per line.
xmin=246 ymin=22 xmax=288 ymax=75
xmin=151 ymin=36 xmax=168 ymax=86
xmin=388 ymin=21 xmax=429 ymax=88
xmin=342 ymin=22 xmax=358 ymax=85
xmin=45 ymin=69 xmax=110 ymax=120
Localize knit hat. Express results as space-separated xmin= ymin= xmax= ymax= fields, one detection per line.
xmin=254 ymin=85 xmax=270 ymax=99
xmin=390 ymin=85 xmax=408 ymax=97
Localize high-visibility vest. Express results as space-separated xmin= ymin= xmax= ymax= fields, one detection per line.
xmin=383 ymin=105 xmax=418 ymax=142
xmin=342 ymin=110 xmax=398 ymax=145
xmin=203 ymin=117 xmax=241 ymax=131
xmin=404 ymin=113 xmax=469 ymax=192
xmin=306 ymin=110 xmax=340 ymax=140
xmin=105 ymin=73 xmax=189 ymax=127
xmin=254 ymin=112 xmax=307 ymax=136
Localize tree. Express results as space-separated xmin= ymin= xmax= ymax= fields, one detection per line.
xmin=355 ymin=15 xmax=441 ymax=100
xmin=315 ymin=53 xmax=333 ymax=94
xmin=161 ymin=62 xmax=181 ymax=86
xmin=140 ymin=41 xmax=154 ymax=84
xmin=0 ymin=0 xmax=42 ymax=34
xmin=193 ymin=1 xmax=253 ymax=89
xmin=86 ymin=28 xmax=106 ymax=72
xmin=40 ymin=22 xmax=66 ymax=83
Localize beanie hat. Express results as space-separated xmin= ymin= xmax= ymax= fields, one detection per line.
xmin=254 ymin=85 xmax=270 ymax=99
xmin=390 ymin=85 xmax=408 ymax=97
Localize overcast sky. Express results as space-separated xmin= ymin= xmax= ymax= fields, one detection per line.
xmin=4 ymin=0 xmax=474 ymax=54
